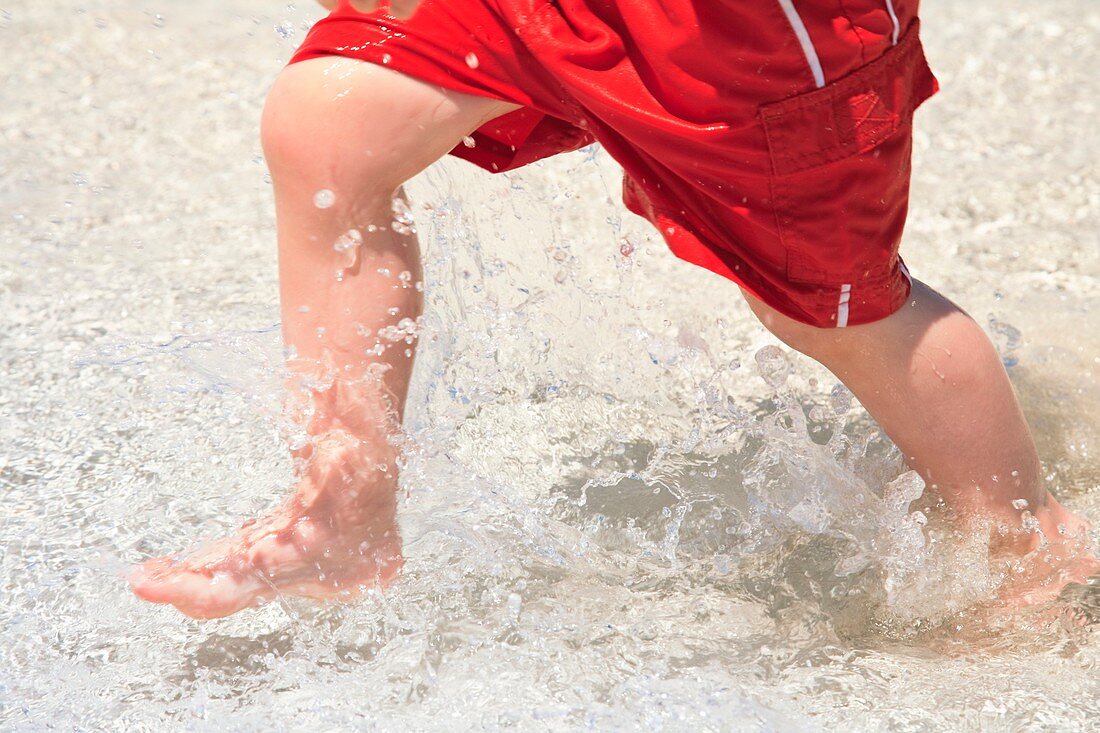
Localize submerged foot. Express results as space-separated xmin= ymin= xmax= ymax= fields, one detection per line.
xmin=991 ymin=503 xmax=1100 ymax=610
xmin=997 ymin=549 xmax=1100 ymax=610
xmin=130 ymin=429 xmax=403 ymax=619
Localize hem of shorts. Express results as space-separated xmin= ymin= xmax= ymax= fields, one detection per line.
xmin=629 ymin=200 xmax=912 ymax=329
xmin=624 ymin=201 xmax=806 ymax=325
xmin=291 ymin=22 xmax=914 ymax=331
xmin=289 ymin=47 xmax=526 ymax=111
xmin=286 ymin=17 xmax=596 ymax=173
xmin=788 ymin=267 xmax=913 ymax=328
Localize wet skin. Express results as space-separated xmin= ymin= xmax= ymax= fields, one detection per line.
xmin=130 ymin=34 xmax=1098 ymax=619
xmin=130 ymin=404 xmax=404 ymax=619
xmin=128 ymin=54 xmax=519 ymax=619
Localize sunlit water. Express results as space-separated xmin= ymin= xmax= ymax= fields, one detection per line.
xmin=2 ymin=1 xmax=1099 ymax=730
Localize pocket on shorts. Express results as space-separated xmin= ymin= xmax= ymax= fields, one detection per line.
xmin=759 ymin=19 xmax=938 ymax=286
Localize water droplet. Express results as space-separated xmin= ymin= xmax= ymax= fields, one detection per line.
xmin=391 ymin=197 xmax=417 ymax=235
xmin=987 ymin=314 xmax=1021 ymax=368
xmin=884 ymin=471 xmax=925 ymax=511
xmin=829 ymin=383 xmax=852 ymax=414
xmin=754 ymin=345 xmax=790 ymax=389
xmin=377 ymin=317 xmax=420 ymax=343
xmin=465 ymin=52 xmax=479 ymax=69
xmin=618 ymin=239 xmax=635 ymax=257
xmin=506 ymin=592 xmax=522 ymax=619
xmin=334 ymin=229 xmax=363 ymax=254
xmin=333 ymin=229 xmax=363 ymax=276
xmin=461 ymin=136 xmax=477 ymax=148
xmin=274 ymin=20 xmax=295 ymax=40
xmin=1011 ymin=498 xmax=1029 ymax=510
xmin=313 ymin=189 xmax=336 ymax=209
xmin=381 ymin=53 xmax=392 ymax=64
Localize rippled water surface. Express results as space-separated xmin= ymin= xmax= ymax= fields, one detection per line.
xmin=2 ymin=1 xmax=1099 ymax=730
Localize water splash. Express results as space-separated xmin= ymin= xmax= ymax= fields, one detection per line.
xmin=6 ymin=3 xmax=1100 ymax=725
xmin=988 ymin=314 xmax=1022 ymax=368
xmin=391 ymin=197 xmax=417 ymax=235
xmin=273 ymin=20 xmax=295 ymax=41
xmin=333 ymin=228 xmax=363 ymax=278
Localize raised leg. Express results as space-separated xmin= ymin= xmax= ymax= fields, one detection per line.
xmin=129 ymin=57 xmax=519 ymax=618
xmin=744 ymin=279 xmax=1098 ymax=604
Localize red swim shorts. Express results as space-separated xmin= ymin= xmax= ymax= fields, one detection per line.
xmin=290 ymin=0 xmax=938 ymax=327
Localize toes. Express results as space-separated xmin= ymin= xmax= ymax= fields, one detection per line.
xmin=130 ymin=558 xmax=269 ymax=619
xmin=128 ymin=557 xmax=183 ymax=603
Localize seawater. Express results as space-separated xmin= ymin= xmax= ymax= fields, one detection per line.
xmin=2 ymin=1 xmax=1099 ymax=730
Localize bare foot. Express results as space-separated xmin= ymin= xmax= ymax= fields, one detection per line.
xmin=998 ymin=548 xmax=1100 ymax=609
xmin=130 ymin=429 xmax=403 ymax=619
xmin=991 ymin=499 xmax=1100 ymax=609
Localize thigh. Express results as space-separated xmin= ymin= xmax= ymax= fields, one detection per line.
xmin=262 ymin=56 xmax=522 ymax=198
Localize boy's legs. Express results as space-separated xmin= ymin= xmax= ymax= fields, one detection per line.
xmin=128 ymin=22 xmax=1094 ymax=620
xmin=129 ymin=57 xmax=519 ymax=619
xmin=744 ymin=281 xmax=1098 ymax=602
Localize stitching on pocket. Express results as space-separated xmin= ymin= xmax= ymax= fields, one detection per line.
xmin=761 ymin=19 xmax=935 ymax=285
xmin=760 ymin=19 xmax=930 ymax=177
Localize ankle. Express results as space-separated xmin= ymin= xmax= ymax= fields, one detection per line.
xmin=311 ymin=378 xmax=402 ymax=438
xmin=986 ymin=497 xmax=1094 ymax=559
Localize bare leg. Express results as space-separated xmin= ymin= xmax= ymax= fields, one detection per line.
xmin=744 ymin=279 xmax=1098 ymax=604
xmin=130 ymin=58 xmax=519 ymax=619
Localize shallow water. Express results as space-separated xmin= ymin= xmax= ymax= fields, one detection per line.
xmin=2 ymin=1 xmax=1099 ymax=730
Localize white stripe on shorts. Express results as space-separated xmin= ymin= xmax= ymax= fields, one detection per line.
xmin=836 ymin=283 xmax=852 ymax=328
xmin=884 ymin=0 xmax=901 ymax=45
xmin=776 ymin=0 xmax=826 ymax=88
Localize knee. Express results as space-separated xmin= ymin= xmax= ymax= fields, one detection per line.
xmin=260 ymin=62 xmax=404 ymax=200
xmin=260 ymin=65 xmax=325 ymax=175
